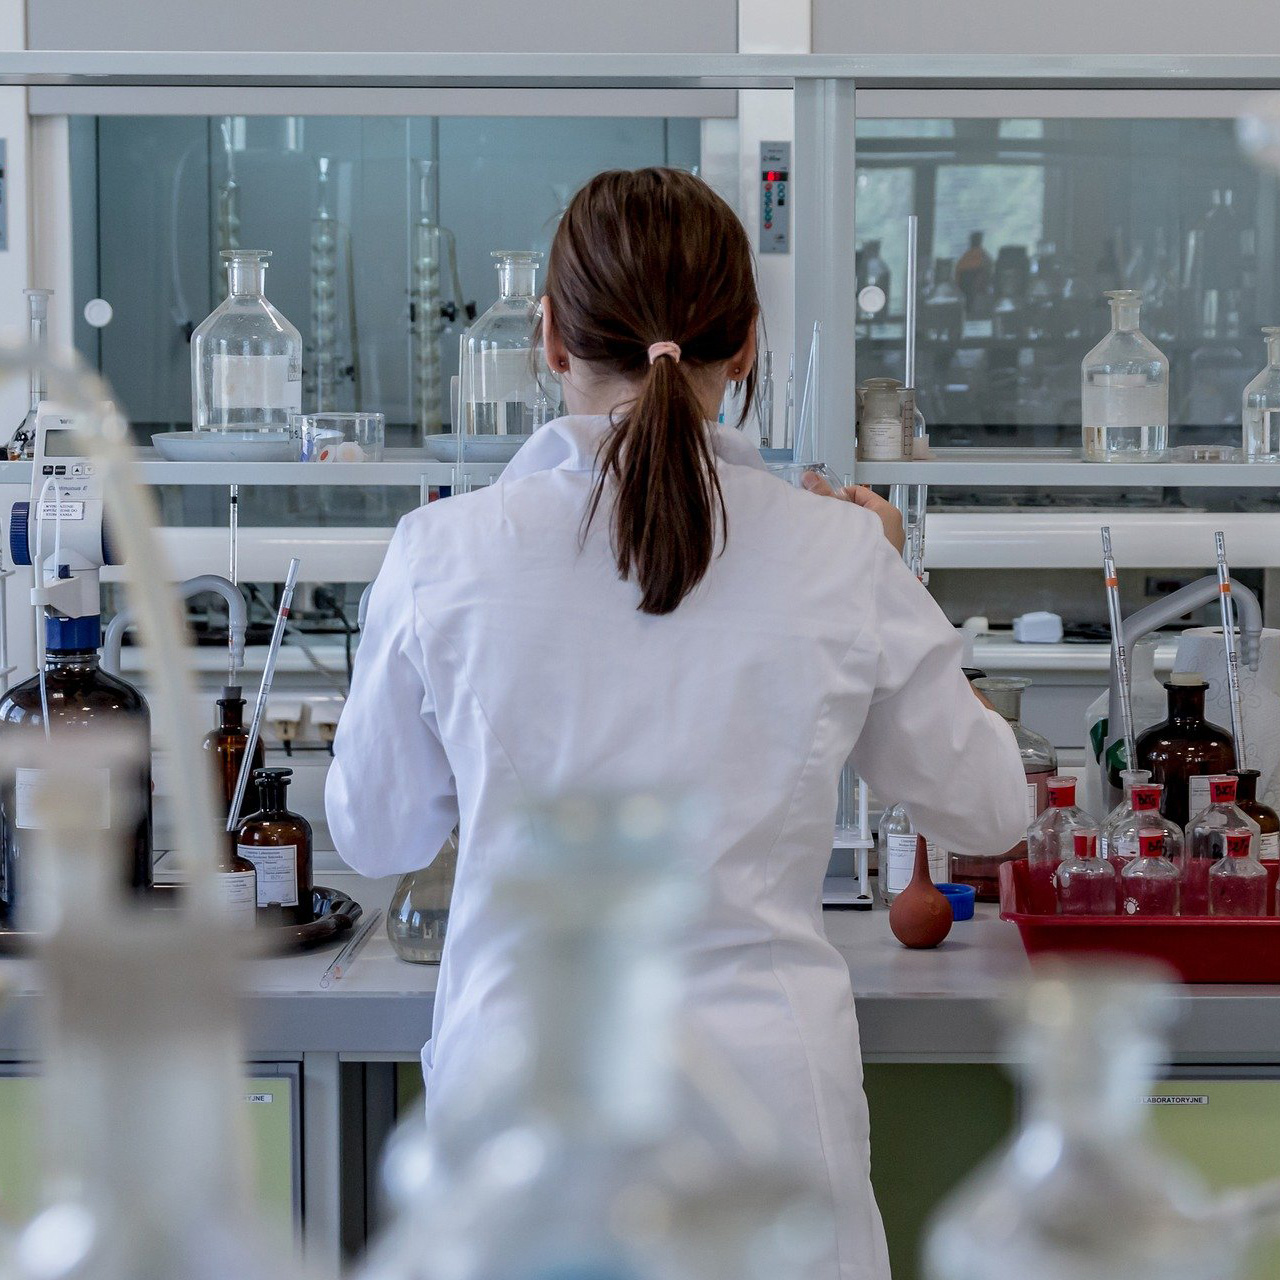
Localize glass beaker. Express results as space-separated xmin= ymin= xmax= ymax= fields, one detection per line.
xmin=458 ymin=250 xmax=545 ymax=438
xmin=1242 ymin=326 xmax=1280 ymax=461
xmin=298 ymin=411 xmax=385 ymax=462
xmin=386 ymin=831 xmax=458 ymax=964
xmin=950 ymin=676 xmax=1057 ymax=902
xmin=192 ymin=250 xmax=303 ymax=433
xmin=1081 ymin=290 xmax=1169 ymax=462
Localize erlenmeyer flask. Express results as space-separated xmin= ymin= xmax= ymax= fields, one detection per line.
xmin=386 ymin=831 xmax=457 ymax=963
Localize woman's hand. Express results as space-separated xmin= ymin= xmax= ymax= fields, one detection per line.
xmin=801 ymin=473 xmax=907 ymax=554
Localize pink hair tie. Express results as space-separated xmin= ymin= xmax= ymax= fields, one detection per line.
xmin=647 ymin=341 xmax=681 ymax=365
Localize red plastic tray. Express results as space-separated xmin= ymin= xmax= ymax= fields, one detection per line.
xmin=998 ymin=858 xmax=1280 ymax=983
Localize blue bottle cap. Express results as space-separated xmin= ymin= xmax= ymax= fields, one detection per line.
xmin=45 ymin=614 xmax=102 ymax=652
xmin=936 ymin=882 xmax=977 ymax=922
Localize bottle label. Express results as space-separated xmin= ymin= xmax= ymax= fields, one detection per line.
xmin=1189 ymin=775 xmax=1215 ymax=817
xmin=212 ymin=354 xmax=302 ymax=412
xmin=858 ymin=417 xmax=904 ymax=461
xmin=1262 ymin=832 xmax=1279 ymax=861
xmin=15 ymin=766 xmax=110 ymax=830
xmin=215 ymin=869 xmax=257 ymax=930
xmin=238 ymin=843 xmax=298 ymax=908
xmin=885 ymin=832 xmax=948 ymax=894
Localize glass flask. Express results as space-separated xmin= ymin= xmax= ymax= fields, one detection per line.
xmin=235 ymin=767 xmax=314 ymax=925
xmin=457 ymin=250 xmax=546 ymax=438
xmin=878 ymin=802 xmax=950 ymax=906
xmin=951 ymin=677 xmax=1057 ymax=902
xmin=13 ymin=747 xmax=314 ymax=1280
xmin=386 ymin=830 xmax=458 ymax=963
xmin=1081 ymin=289 xmax=1170 ymax=462
xmin=412 ymin=159 xmax=464 ymax=437
xmin=1120 ymin=828 xmax=1181 ymax=916
xmin=1209 ymin=828 xmax=1267 ymax=917
xmin=1135 ymin=675 xmax=1235 ymax=829
xmin=357 ymin=792 xmax=829 ymax=1280
xmin=1055 ymin=831 xmax=1116 ymax=916
xmin=203 ymin=685 xmax=263 ymax=820
xmin=1233 ymin=767 xmax=1280 ymax=860
xmin=1241 ymin=327 xmax=1280 ymax=461
xmin=1182 ymin=774 xmax=1260 ymax=917
xmin=0 ymin=618 xmax=153 ymax=925
xmin=924 ymin=962 xmax=1258 ymax=1280
xmin=1026 ymin=777 xmax=1094 ymax=915
xmin=191 ymin=249 xmax=303 ymax=432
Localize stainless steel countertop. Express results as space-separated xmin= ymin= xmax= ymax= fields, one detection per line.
xmin=0 ymin=873 xmax=1277 ymax=1066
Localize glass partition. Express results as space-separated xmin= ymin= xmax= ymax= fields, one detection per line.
xmin=855 ymin=117 xmax=1275 ymax=452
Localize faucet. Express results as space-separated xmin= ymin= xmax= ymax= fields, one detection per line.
xmin=102 ymin=574 xmax=247 ymax=679
xmin=1102 ymin=574 xmax=1263 ymax=809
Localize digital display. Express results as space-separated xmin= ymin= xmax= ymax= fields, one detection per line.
xmin=42 ymin=429 xmax=81 ymax=458
xmin=763 ymin=170 xmax=788 ymax=182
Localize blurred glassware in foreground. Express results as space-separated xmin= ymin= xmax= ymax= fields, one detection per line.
xmin=359 ymin=791 xmax=829 ymax=1280
xmin=925 ymin=959 xmax=1280 ymax=1280
xmin=386 ymin=830 xmax=458 ymax=964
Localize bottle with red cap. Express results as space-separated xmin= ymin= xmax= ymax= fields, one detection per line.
xmin=1055 ymin=830 xmax=1116 ymax=915
xmin=1101 ymin=781 xmax=1183 ymax=910
xmin=1120 ymin=828 xmax=1181 ymax=916
xmin=1182 ymin=774 xmax=1260 ymax=916
xmin=1026 ymin=775 xmax=1093 ymax=914
xmin=1208 ymin=828 xmax=1268 ymax=917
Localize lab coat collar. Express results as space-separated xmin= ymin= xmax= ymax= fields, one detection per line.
xmin=500 ymin=414 xmax=768 ymax=484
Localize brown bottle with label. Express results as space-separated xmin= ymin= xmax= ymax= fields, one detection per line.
xmin=1232 ymin=768 xmax=1280 ymax=862
xmin=1135 ymin=674 xmax=1235 ymax=828
xmin=203 ymin=686 xmax=264 ymax=821
xmin=235 ymin=767 xmax=313 ymax=926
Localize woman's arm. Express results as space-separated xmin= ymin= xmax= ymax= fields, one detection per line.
xmin=325 ymin=525 xmax=459 ymax=878
xmin=849 ymin=533 xmax=1028 ymax=857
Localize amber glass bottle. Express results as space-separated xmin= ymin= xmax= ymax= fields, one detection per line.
xmin=214 ymin=832 xmax=257 ymax=931
xmin=236 ymin=767 xmax=313 ymax=926
xmin=203 ymin=686 xmax=264 ymax=821
xmin=1232 ymin=768 xmax=1280 ymax=861
xmin=1135 ymin=675 xmax=1234 ymax=828
xmin=0 ymin=617 xmax=153 ymax=924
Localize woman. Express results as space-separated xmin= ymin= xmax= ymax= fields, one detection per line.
xmin=327 ymin=168 xmax=1027 ymax=1280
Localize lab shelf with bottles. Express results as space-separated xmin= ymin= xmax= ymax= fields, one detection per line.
xmin=854 ymin=449 xmax=1280 ymax=488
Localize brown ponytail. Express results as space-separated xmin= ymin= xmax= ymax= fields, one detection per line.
xmin=545 ymin=168 xmax=759 ymax=616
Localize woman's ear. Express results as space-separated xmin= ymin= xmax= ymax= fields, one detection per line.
xmin=542 ymin=296 xmax=571 ymax=372
xmin=729 ymin=321 xmax=758 ymax=381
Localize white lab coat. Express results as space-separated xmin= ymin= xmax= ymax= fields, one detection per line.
xmin=327 ymin=414 xmax=1027 ymax=1280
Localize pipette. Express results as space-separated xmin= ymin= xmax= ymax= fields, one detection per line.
xmin=1215 ymin=531 xmax=1248 ymax=770
xmin=320 ymin=908 xmax=384 ymax=988
xmin=227 ymin=556 xmax=300 ymax=833
xmin=783 ymin=354 xmax=795 ymax=450
xmin=228 ymin=483 xmax=239 ymax=690
xmin=794 ymin=322 xmax=821 ymax=465
xmin=1100 ymin=526 xmax=1137 ymax=775
xmin=905 ymin=214 xmax=918 ymax=391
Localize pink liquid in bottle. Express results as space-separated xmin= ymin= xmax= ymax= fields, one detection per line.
xmin=1120 ymin=829 xmax=1180 ymax=916
xmin=1208 ymin=829 xmax=1268 ymax=917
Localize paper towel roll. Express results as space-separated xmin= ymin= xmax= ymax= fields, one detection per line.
xmin=1173 ymin=626 xmax=1280 ymax=810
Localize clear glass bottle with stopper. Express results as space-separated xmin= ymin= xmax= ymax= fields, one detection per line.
xmin=1120 ymin=828 xmax=1181 ymax=915
xmin=950 ymin=676 xmax=1056 ymax=902
xmin=1242 ymin=326 xmax=1280 ymax=461
xmin=1081 ymin=289 xmax=1169 ymax=462
xmin=925 ymin=961 xmax=1266 ymax=1280
xmin=1209 ymin=827 xmax=1267 ymax=917
xmin=1182 ymin=774 xmax=1260 ymax=917
xmin=457 ymin=250 xmax=546 ymax=438
xmin=386 ymin=830 xmax=458 ymax=963
xmin=1055 ymin=830 xmax=1116 ymax=915
xmin=192 ymin=249 xmax=303 ymax=433
xmin=1103 ymin=780 xmax=1183 ymax=882
xmin=1026 ymin=776 xmax=1094 ymax=915
xmin=1098 ymin=767 xmax=1152 ymax=860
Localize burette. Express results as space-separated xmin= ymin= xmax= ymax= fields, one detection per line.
xmin=1215 ymin=530 xmax=1248 ymax=770
xmin=1100 ymin=526 xmax=1136 ymax=773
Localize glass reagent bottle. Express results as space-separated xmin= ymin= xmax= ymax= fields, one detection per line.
xmin=1182 ymin=774 xmax=1260 ymax=916
xmin=1027 ymin=775 xmax=1093 ymax=915
xmin=1121 ymin=828 xmax=1181 ymax=916
xmin=1209 ymin=828 xmax=1267 ymax=917
xmin=236 ymin=767 xmax=313 ymax=925
xmin=1056 ymin=830 xmax=1116 ymax=915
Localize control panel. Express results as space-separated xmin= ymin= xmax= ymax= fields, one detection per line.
xmin=759 ymin=141 xmax=790 ymax=255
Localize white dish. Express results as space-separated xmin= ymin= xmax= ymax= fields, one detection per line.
xmin=151 ymin=431 xmax=300 ymax=463
xmin=423 ymin=434 xmax=531 ymax=464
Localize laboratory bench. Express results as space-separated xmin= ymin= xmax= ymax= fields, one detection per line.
xmin=0 ymin=874 xmax=1278 ymax=1280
